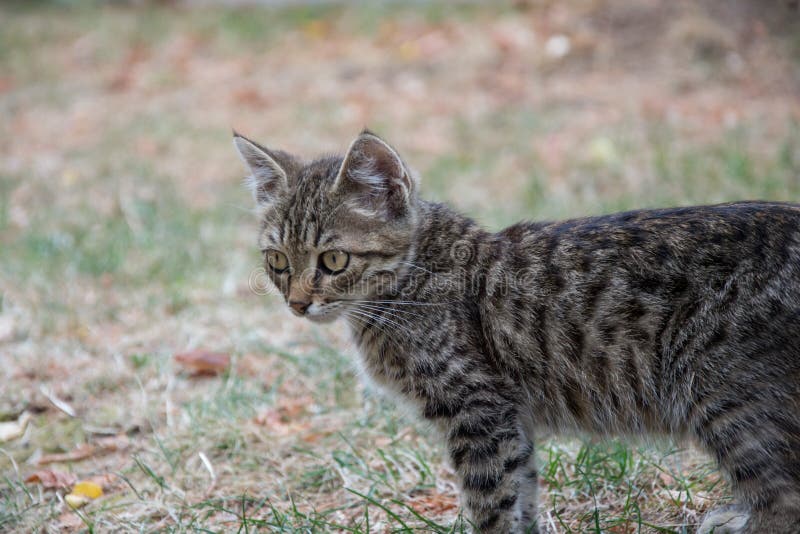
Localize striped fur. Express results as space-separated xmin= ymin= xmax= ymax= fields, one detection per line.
xmin=235 ymin=131 xmax=800 ymax=533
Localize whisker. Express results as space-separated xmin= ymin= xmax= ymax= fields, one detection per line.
xmin=346 ymin=307 xmax=407 ymax=332
xmin=345 ymin=311 xmax=370 ymax=331
xmin=397 ymin=260 xmax=436 ymax=276
xmin=352 ymin=302 xmax=426 ymax=321
xmin=351 ymin=302 xmax=421 ymax=324
xmin=357 ymin=310 xmax=416 ymax=332
xmin=350 ymin=307 xmax=409 ymax=332
xmin=344 ymin=307 xmax=416 ymax=360
xmin=353 ymin=299 xmax=449 ymax=307
xmin=345 ymin=312 xmax=413 ymax=355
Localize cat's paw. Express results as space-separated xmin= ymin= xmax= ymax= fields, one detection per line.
xmin=697 ymin=506 xmax=749 ymax=534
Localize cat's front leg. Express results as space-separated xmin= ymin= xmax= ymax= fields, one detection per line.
xmin=446 ymin=411 xmax=539 ymax=533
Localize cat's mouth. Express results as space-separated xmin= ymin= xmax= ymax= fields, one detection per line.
xmin=292 ymin=301 xmax=344 ymax=324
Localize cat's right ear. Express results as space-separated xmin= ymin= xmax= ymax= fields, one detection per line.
xmin=332 ymin=130 xmax=417 ymax=219
xmin=232 ymin=132 xmax=292 ymax=206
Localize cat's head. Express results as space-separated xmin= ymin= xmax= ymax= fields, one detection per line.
xmin=234 ymin=130 xmax=420 ymax=323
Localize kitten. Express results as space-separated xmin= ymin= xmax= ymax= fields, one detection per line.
xmin=233 ymin=130 xmax=800 ymax=533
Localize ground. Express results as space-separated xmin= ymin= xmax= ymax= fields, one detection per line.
xmin=1 ymin=0 xmax=799 ymax=532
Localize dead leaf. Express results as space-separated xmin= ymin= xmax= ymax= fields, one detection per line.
xmin=37 ymin=444 xmax=96 ymax=465
xmin=0 ymin=412 xmax=31 ymax=442
xmin=63 ymin=480 xmax=104 ymax=509
xmin=95 ymin=434 xmax=130 ymax=452
xmin=232 ymin=87 xmax=271 ymax=109
xmin=277 ymin=396 xmax=311 ymax=419
xmin=374 ymin=436 xmax=393 ymax=447
xmin=408 ymin=490 xmax=458 ymax=515
xmin=40 ymin=386 xmax=76 ymax=417
xmin=302 ymin=19 xmax=330 ymax=40
xmin=107 ymin=43 xmax=149 ymax=92
xmin=65 ymin=493 xmax=90 ymax=509
xmin=607 ymin=526 xmax=634 ymax=534
xmin=253 ymin=409 xmax=287 ymax=434
xmin=253 ymin=409 xmax=311 ymax=436
xmin=174 ymin=350 xmax=230 ymax=376
xmin=300 ymin=429 xmax=333 ymax=444
xmin=36 ymin=434 xmax=129 ymax=465
xmin=72 ymin=480 xmax=103 ymax=499
xmin=135 ymin=136 xmax=160 ymax=157
xmin=56 ymin=510 xmax=86 ymax=531
xmin=25 ymin=469 xmax=77 ymax=489
xmin=0 ymin=76 xmax=14 ymax=94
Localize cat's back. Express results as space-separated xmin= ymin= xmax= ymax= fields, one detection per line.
xmin=488 ymin=201 xmax=800 ymax=433
xmin=497 ymin=201 xmax=800 ymax=340
xmin=502 ymin=201 xmax=800 ymax=282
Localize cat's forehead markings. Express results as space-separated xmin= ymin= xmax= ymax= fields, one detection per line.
xmin=282 ymin=216 xmax=292 ymax=246
xmin=312 ymin=225 xmax=323 ymax=248
xmin=258 ymin=225 xmax=281 ymax=248
xmin=301 ymin=214 xmax=317 ymax=247
xmin=320 ymin=233 xmax=339 ymax=247
xmin=278 ymin=220 xmax=286 ymax=243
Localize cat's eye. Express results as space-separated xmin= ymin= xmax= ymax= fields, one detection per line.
xmin=320 ymin=250 xmax=349 ymax=274
xmin=265 ymin=250 xmax=289 ymax=273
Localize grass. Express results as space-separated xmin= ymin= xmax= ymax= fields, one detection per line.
xmin=1 ymin=0 xmax=799 ymax=532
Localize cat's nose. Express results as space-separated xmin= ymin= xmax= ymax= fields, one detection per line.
xmin=289 ymin=300 xmax=310 ymax=315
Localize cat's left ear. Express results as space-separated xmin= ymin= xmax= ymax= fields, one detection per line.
xmin=233 ymin=131 xmax=298 ymax=207
xmin=333 ymin=130 xmax=417 ymax=219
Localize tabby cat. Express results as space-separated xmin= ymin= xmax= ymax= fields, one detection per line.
xmin=233 ymin=130 xmax=800 ymax=533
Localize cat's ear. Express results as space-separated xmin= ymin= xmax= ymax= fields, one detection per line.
xmin=232 ymin=131 xmax=295 ymax=206
xmin=333 ymin=130 xmax=417 ymax=218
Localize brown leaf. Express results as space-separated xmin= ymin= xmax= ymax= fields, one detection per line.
xmin=37 ymin=444 xmax=96 ymax=465
xmin=607 ymin=526 xmax=634 ymax=534
xmin=0 ymin=77 xmax=15 ymax=94
xmin=107 ymin=43 xmax=149 ymax=92
xmin=95 ymin=434 xmax=130 ymax=452
xmin=25 ymin=469 xmax=77 ymax=489
xmin=232 ymin=87 xmax=271 ymax=109
xmin=253 ymin=409 xmax=287 ymax=433
xmin=174 ymin=350 xmax=230 ymax=376
xmin=658 ymin=471 xmax=675 ymax=486
xmin=36 ymin=434 xmax=130 ymax=465
xmin=300 ymin=429 xmax=333 ymax=444
xmin=253 ymin=409 xmax=310 ymax=436
xmin=277 ymin=396 xmax=312 ymax=419
xmin=57 ymin=510 xmax=87 ymax=532
xmin=408 ymin=490 xmax=458 ymax=515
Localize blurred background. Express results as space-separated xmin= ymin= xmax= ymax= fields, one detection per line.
xmin=1 ymin=1 xmax=799 ymax=532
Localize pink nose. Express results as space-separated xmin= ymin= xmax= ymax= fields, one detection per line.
xmin=289 ymin=300 xmax=310 ymax=315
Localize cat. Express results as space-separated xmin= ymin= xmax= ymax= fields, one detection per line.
xmin=233 ymin=129 xmax=800 ymax=533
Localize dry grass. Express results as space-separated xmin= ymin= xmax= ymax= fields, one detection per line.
xmin=1 ymin=1 xmax=799 ymax=532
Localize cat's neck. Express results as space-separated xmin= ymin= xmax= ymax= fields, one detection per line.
xmin=375 ymin=199 xmax=496 ymax=306
xmin=410 ymin=200 xmax=485 ymax=270
xmin=346 ymin=201 xmax=491 ymax=344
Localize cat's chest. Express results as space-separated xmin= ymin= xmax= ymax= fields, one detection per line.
xmin=355 ymin=333 xmax=408 ymax=382
xmin=350 ymin=327 xmax=422 ymax=402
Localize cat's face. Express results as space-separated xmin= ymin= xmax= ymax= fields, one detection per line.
xmin=234 ymin=131 xmax=419 ymax=323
